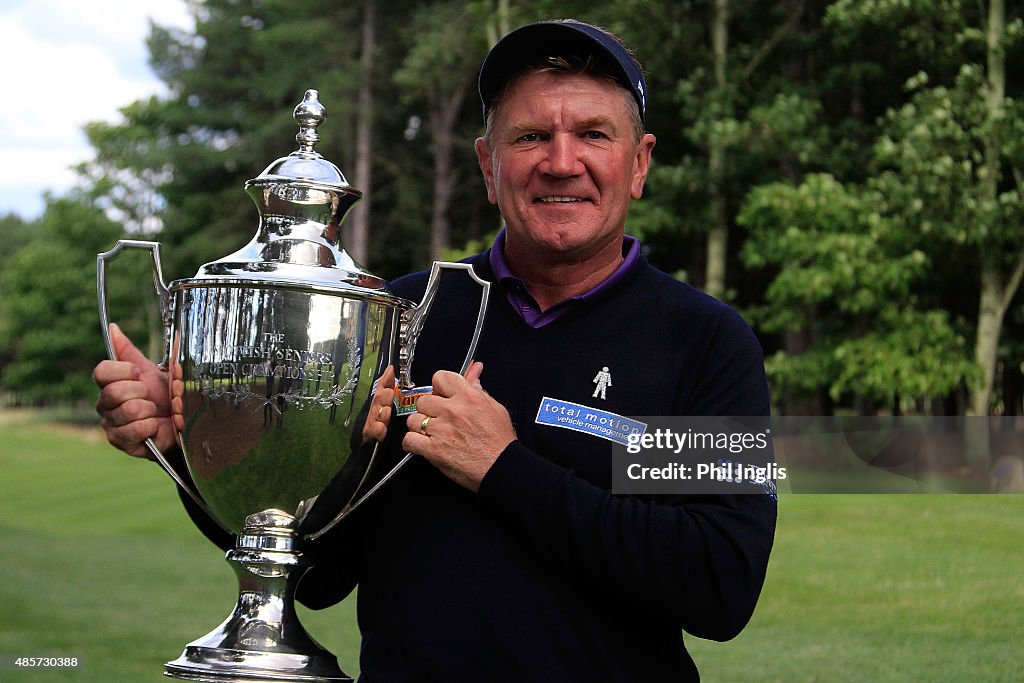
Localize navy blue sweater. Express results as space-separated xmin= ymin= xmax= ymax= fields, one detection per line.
xmin=284 ymin=249 xmax=777 ymax=682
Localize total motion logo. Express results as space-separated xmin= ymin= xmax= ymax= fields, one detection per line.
xmin=534 ymin=396 xmax=647 ymax=446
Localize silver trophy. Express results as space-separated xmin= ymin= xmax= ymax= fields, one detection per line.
xmin=97 ymin=90 xmax=489 ymax=682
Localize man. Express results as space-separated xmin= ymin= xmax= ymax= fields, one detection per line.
xmin=95 ymin=19 xmax=775 ymax=681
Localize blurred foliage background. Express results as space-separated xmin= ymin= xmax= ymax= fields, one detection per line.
xmin=2 ymin=0 xmax=1023 ymax=427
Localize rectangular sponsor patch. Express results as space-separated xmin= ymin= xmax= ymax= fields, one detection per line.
xmin=394 ymin=386 xmax=433 ymax=416
xmin=535 ymin=397 xmax=647 ymax=446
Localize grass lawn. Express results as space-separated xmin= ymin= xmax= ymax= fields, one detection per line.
xmin=0 ymin=409 xmax=359 ymax=682
xmin=688 ymin=494 xmax=1023 ymax=681
xmin=1 ymin=408 xmax=1021 ymax=681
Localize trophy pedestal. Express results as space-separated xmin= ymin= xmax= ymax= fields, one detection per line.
xmin=164 ymin=511 xmax=352 ymax=682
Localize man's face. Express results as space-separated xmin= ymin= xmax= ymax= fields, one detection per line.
xmin=475 ymin=71 xmax=656 ymax=265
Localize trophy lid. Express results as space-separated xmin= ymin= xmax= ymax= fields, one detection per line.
xmin=183 ymin=90 xmax=406 ymax=306
xmin=250 ymin=89 xmax=351 ymax=188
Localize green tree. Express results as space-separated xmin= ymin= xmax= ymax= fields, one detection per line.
xmin=627 ymin=0 xmax=833 ymax=298
xmin=740 ymin=174 xmax=976 ymax=413
xmin=0 ymin=197 xmax=152 ymax=403
xmin=347 ymin=0 xmax=377 ymax=265
xmin=740 ymin=0 xmax=1024 ymax=419
xmin=0 ymin=212 xmax=39 ymax=401
xmin=867 ymin=0 xmax=1024 ymax=420
xmin=81 ymin=0 xmax=367 ymax=279
xmin=394 ymin=1 xmax=490 ymax=261
xmin=0 ymin=212 xmax=36 ymax=285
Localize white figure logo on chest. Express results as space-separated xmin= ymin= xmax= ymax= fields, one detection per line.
xmin=592 ymin=366 xmax=612 ymax=400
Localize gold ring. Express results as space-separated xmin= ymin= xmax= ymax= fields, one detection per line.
xmin=419 ymin=416 xmax=431 ymax=435
xmin=376 ymin=405 xmax=385 ymax=420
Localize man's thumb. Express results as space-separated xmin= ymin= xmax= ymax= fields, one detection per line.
xmin=109 ymin=323 xmax=149 ymax=365
xmin=465 ymin=361 xmax=484 ymax=386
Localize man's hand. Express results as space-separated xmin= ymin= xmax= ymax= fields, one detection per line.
xmin=362 ymin=365 xmax=396 ymax=444
xmin=403 ymin=362 xmax=517 ymax=493
xmin=93 ymin=323 xmax=174 ymax=457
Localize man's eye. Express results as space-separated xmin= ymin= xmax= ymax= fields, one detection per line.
xmin=517 ymin=133 xmax=541 ymax=143
xmin=584 ymin=130 xmax=608 ymax=140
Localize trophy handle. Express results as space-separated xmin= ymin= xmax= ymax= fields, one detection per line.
xmin=397 ymin=261 xmax=491 ymax=390
xmin=307 ymin=262 xmax=490 ymax=541
xmin=97 ymin=240 xmax=225 ymax=529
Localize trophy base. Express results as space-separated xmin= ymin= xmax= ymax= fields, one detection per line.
xmin=165 ymin=646 xmax=351 ymax=682
xmin=164 ymin=510 xmax=352 ymax=683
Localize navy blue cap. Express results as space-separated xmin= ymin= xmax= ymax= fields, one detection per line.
xmin=478 ymin=20 xmax=647 ymax=124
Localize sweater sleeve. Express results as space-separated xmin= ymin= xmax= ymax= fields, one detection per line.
xmin=476 ymin=308 xmax=776 ymax=641
xmin=477 ymin=443 xmax=775 ymax=640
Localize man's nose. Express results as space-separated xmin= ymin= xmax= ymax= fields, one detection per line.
xmin=541 ymin=134 xmax=583 ymax=177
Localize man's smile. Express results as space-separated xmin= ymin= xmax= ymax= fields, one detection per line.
xmin=537 ymin=195 xmax=588 ymax=203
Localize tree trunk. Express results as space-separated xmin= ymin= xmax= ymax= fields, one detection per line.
xmin=970 ymin=257 xmax=1007 ymax=418
xmin=705 ymin=0 xmax=729 ymax=299
xmin=783 ymin=326 xmax=828 ymax=416
xmin=968 ymin=0 xmax=1007 ymax=423
xmin=1003 ymin=359 xmax=1024 ymax=416
xmin=347 ymin=0 xmax=375 ymax=265
xmin=428 ymin=89 xmax=466 ymax=262
xmin=485 ymin=0 xmax=511 ymax=48
xmin=965 ymin=0 xmax=1011 ymax=467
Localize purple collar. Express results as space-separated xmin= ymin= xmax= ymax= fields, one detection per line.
xmin=487 ymin=228 xmax=641 ymax=328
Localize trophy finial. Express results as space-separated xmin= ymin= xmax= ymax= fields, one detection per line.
xmin=294 ymin=89 xmax=326 ymax=154
xmin=247 ymin=88 xmax=351 ymax=187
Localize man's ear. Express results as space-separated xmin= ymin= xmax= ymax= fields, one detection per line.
xmin=475 ymin=137 xmax=498 ymax=205
xmin=630 ymin=133 xmax=657 ymax=200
